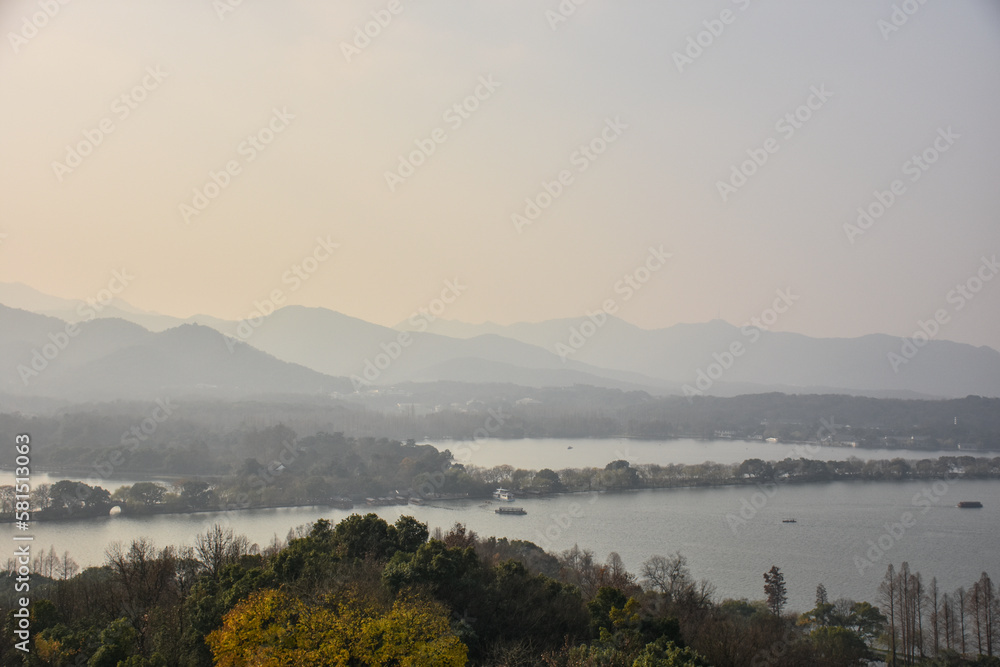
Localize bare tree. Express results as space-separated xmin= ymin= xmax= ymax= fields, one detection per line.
xmin=914 ymin=570 xmax=925 ymax=660
xmin=34 ymin=546 xmax=58 ymax=578
xmin=262 ymin=532 xmax=286 ymax=558
xmin=993 ymin=577 xmax=1000 ymax=658
xmin=898 ymin=562 xmax=912 ymax=663
xmin=957 ymin=586 xmax=968 ymax=655
xmin=941 ymin=591 xmax=953 ymax=651
xmin=443 ymin=522 xmax=478 ymax=549
xmin=56 ymin=551 xmax=78 ymax=580
xmin=641 ymin=551 xmax=692 ymax=602
xmin=0 ymin=486 xmax=14 ymax=514
xmin=879 ymin=564 xmax=897 ymax=664
xmin=641 ymin=554 xmax=671 ymax=593
xmin=603 ymin=551 xmax=638 ymax=593
xmin=930 ymin=576 xmax=940 ymax=656
xmin=691 ymin=579 xmax=716 ymax=608
xmin=29 ymin=484 xmax=51 ymax=511
xmin=968 ymin=580 xmax=984 ymax=656
xmin=194 ymin=524 xmax=251 ymax=579
xmin=174 ymin=546 xmax=200 ymax=600
xmin=105 ymin=538 xmax=178 ymax=652
xmin=979 ymin=572 xmax=994 ymax=658
xmin=893 ymin=561 xmax=927 ymax=664
xmin=557 ymin=545 xmax=601 ymax=599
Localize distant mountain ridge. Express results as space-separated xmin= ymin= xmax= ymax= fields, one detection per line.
xmin=2 ymin=282 xmax=999 ymax=399
xmin=222 ymin=306 xmax=665 ymax=390
xmin=0 ymin=304 xmax=350 ymax=400
xmin=398 ymin=315 xmax=1000 ymax=398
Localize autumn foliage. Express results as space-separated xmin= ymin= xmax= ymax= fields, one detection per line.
xmin=206 ymin=589 xmax=466 ymax=666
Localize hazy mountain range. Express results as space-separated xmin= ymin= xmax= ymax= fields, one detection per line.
xmin=2 ymin=281 xmax=999 ymax=402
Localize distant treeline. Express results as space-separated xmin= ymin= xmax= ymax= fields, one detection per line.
xmin=453 ymin=454 xmax=1000 ymax=497
xmin=2 ymin=390 xmax=999 ymax=461
xmin=5 ymin=444 xmax=999 ymax=523
xmin=0 ymin=431 xmax=453 ymax=520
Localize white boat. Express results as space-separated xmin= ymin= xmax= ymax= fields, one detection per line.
xmin=493 ymin=488 xmax=515 ymax=502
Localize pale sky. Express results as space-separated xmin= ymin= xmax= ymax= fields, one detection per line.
xmin=2 ymin=1 xmax=1000 ymax=349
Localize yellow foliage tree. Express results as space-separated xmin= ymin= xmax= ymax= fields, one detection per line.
xmin=33 ymin=635 xmax=62 ymax=663
xmin=207 ymin=589 xmax=466 ymax=667
xmin=359 ymin=596 xmax=469 ymax=666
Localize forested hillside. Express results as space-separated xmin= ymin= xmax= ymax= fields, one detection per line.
xmin=2 ymin=515 xmax=997 ymax=666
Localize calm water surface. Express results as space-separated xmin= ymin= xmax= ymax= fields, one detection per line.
xmin=10 ymin=478 xmax=999 ymax=612
xmin=429 ymin=437 xmax=996 ymax=470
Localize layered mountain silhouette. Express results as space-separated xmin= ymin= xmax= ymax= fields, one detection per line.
xmin=2 ymin=282 xmax=1000 ymax=401
xmin=0 ymin=304 xmax=350 ymax=400
xmin=394 ymin=316 xmax=1000 ymax=398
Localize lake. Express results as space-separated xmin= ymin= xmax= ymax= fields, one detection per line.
xmin=11 ymin=477 xmax=999 ymax=612
xmin=429 ymin=436 xmax=997 ymax=470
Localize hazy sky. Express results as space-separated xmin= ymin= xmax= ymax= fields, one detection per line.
xmin=2 ymin=1 xmax=999 ymax=349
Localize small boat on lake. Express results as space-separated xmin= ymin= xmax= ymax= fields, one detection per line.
xmin=493 ymin=488 xmax=515 ymax=501
xmin=957 ymin=501 xmax=983 ymax=508
xmin=782 ymin=518 xmax=797 ymax=523
xmin=495 ymin=507 xmax=526 ymax=515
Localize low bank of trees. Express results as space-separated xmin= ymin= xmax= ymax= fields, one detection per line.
xmin=3 ymin=513 xmax=995 ymax=665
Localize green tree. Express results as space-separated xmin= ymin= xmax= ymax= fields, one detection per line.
xmin=49 ymin=480 xmax=111 ymax=510
xmin=89 ymin=618 xmax=139 ymax=667
xmin=633 ymin=637 xmax=710 ymax=666
xmin=128 ymin=482 xmax=167 ymax=507
xmin=588 ymin=586 xmax=630 ymax=636
xmin=393 ymin=515 xmax=429 ymax=553
xmin=763 ymin=566 xmax=788 ymax=616
xmin=809 ymin=626 xmax=869 ymax=666
xmin=383 ymin=540 xmax=481 ymax=598
xmin=179 ymin=481 xmax=214 ymax=510
xmin=846 ymin=601 xmax=886 ymax=644
xmin=737 ymin=458 xmax=773 ymax=481
xmin=180 ymin=559 xmax=274 ymax=664
xmin=270 ymin=519 xmax=339 ymax=585
xmin=30 ymin=599 xmax=60 ymax=634
xmin=534 ymin=468 xmax=563 ymax=492
xmin=815 ymin=583 xmax=829 ymax=607
xmin=333 ymin=513 xmax=400 ymax=561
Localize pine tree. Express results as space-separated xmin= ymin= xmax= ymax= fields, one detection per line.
xmin=763 ymin=566 xmax=787 ymax=617
xmin=815 ymin=583 xmax=829 ymax=607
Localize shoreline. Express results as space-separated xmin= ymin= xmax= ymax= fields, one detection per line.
xmin=7 ymin=472 xmax=998 ymax=524
xmin=5 ymin=439 xmax=997 ymax=488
